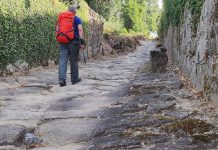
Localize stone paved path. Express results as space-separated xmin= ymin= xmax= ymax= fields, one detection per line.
xmin=0 ymin=41 xmax=218 ymax=150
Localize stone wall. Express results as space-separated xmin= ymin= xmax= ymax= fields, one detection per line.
xmin=163 ymin=0 xmax=218 ymax=102
xmin=84 ymin=8 xmax=104 ymax=58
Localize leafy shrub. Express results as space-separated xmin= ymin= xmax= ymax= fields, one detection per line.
xmin=0 ymin=0 xmax=67 ymax=70
xmin=0 ymin=0 xmax=89 ymax=71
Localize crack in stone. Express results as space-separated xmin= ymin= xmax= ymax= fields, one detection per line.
xmin=38 ymin=116 xmax=99 ymax=125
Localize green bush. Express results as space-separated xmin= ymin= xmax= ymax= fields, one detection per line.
xmin=0 ymin=0 xmax=89 ymax=71
xmin=0 ymin=0 xmax=67 ymax=70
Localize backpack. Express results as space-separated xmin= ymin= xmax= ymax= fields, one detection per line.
xmin=56 ymin=12 xmax=75 ymax=44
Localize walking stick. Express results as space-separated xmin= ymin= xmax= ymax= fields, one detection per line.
xmin=82 ymin=50 xmax=86 ymax=65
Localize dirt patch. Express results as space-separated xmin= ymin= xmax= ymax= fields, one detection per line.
xmin=103 ymin=34 xmax=142 ymax=55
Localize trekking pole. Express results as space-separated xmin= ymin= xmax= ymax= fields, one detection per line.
xmin=80 ymin=45 xmax=86 ymax=65
xmin=80 ymin=39 xmax=86 ymax=65
xmin=82 ymin=50 xmax=86 ymax=65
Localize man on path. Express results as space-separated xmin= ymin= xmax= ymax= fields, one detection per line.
xmin=57 ymin=6 xmax=85 ymax=87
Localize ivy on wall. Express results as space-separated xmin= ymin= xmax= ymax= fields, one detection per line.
xmin=158 ymin=0 xmax=204 ymax=38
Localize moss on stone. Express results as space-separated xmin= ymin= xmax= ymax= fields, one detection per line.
xmin=162 ymin=118 xmax=213 ymax=135
xmin=192 ymin=133 xmax=218 ymax=143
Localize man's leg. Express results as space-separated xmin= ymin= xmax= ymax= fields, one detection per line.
xmin=58 ymin=44 xmax=69 ymax=86
xmin=69 ymin=41 xmax=80 ymax=84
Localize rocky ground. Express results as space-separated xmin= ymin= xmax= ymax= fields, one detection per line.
xmin=0 ymin=41 xmax=218 ymax=150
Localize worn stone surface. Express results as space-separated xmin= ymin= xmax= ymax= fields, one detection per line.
xmin=0 ymin=145 xmax=23 ymax=150
xmin=0 ymin=41 xmax=218 ymax=150
xmin=0 ymin=125 xmax=26 ymax=146
xmin=23 ymin=133 xmax=42 ymax=146
xmin=89 ymin=66 xmax=218 ymax=150
xmin=0 ymin=41 xmax=151 ymax=149
xmin=163 ymin=111 xmax=190 ymax=120
xmin=146 ymin=101 xmax=176 ymax=114
xmin=89 ymin=135 xmax=141 ymax=150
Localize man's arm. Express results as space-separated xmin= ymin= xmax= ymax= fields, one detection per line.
xmin=78 ymin=24 xmax=86 ymax=47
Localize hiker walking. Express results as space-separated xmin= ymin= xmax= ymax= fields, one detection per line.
xmin=56 ymin=6 xmax=85 ymax=87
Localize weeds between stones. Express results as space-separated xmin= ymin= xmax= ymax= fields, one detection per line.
xmin=162 ymin=119 xmax=213 ymax=135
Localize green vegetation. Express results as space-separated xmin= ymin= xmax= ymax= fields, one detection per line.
xmin=158 ymin=0 xmax=204 ymax=38
xmin=0 ymin=0 xmax=89 ymax=71
xmin=0 ymin=0 xmax=66 ymax=70
xmin=162 ymin=119 xmax=213 ymax=134
xmin=0 ymin=0 xmax=161 ymax=71
xmin=85 ymin=0 xmax=161 ymax=36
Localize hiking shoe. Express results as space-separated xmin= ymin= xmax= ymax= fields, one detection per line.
xmin=59 ymin=80 xmax=66 ymax=87
xmin=72 ymin=78 xmax=81 ymax=85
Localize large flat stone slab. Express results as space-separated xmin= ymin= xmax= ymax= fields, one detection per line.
xmin=0 ymin=125 xmax=26 ymax=146
xmin=146 ymin=101 xmax=176 ymax=114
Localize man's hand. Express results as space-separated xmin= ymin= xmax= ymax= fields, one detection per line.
xmin=80 ymin=39 xmax=86 ymax=45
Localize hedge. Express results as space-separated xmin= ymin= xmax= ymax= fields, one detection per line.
xmin=0 ymin=0 xmax=89 ymax=71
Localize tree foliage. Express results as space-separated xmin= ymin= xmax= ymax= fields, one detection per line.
xmin=86 ymin=0 xmax=161 ymax=36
